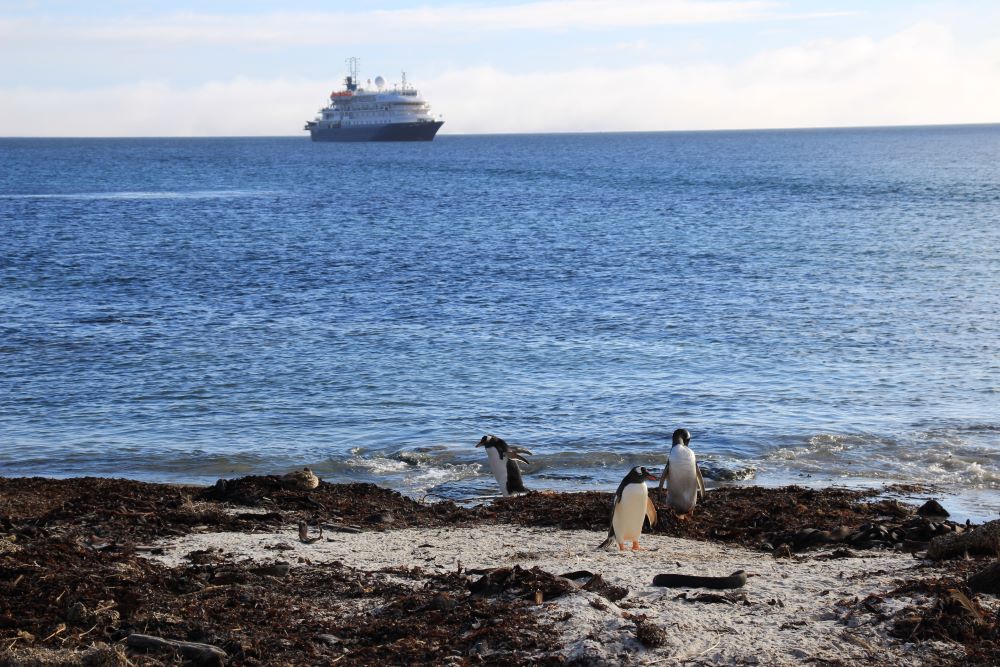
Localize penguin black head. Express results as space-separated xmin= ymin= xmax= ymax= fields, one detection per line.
xmin=475 ymin=435 xmax=532 ymax=462
xmin=627 ymin=466 xmax=658 ymax=483
xmin=672 ymin=428 xmax=692 ymax=447
xmin=476 ymin=434 xmax=507 ymax=451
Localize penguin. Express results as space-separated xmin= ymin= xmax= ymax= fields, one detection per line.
xmin=475 ymin=435 xmax=532 ymax=496
xmin=281 ymin=467 xmax=320 ymax=491
xmin=598 ymin=466 xmax=659 ymax=550
xmin=657 ymin=428 xmax=706 ymax=519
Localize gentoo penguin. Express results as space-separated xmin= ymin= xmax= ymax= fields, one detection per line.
xmin=657 ymin=428 xmax=706 ymax=518
xmin=281 ymin=467 xmax=320 ymax=491
xmin=598 ymin=466 xmax=659 ymax=551
xmin=475 ymin=435 xmax=532 ymax=496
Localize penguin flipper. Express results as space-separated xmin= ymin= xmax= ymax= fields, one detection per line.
xmin=657 ymin=461 xmax=669 ymax=491
xmin=645 ymin=497 xmax=658 ymax=528
xmin=696 ymin=464 xmax=706 ymax=499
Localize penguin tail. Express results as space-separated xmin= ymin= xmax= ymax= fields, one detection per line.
xmin=597 ymin=531 xmax=615 ymax=550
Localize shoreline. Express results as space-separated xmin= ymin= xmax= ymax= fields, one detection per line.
xmin=4 ymin=460 xmax=996 ymax=526
xmin=2 ymin=475 xmax=998 ymax=665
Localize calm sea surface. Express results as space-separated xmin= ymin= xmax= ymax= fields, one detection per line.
xmin=2 ymin=128 xmax=999 ymax=519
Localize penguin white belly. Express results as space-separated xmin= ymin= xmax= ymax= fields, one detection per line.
xmin=612 ymin=483 xmax=649 ymax=544
xmin=485 ymin=448 xmax=509 ymax=495
xmin=667 ymin=446 xmax=700 ymax=513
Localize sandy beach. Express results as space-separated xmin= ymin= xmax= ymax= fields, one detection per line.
xmin=1 ymin=476 xmax=998 ymax=666
xmin=153 ymin=523 xmax=974 ymax=665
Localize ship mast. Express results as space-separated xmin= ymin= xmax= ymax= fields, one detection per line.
xmin=345 ymin=57 xmax=360 ymax=92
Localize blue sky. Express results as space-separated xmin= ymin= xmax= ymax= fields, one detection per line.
xmin=1 ymin=1 xmax=998 ymax=136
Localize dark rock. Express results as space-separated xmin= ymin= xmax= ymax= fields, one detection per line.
xmin=906 ymin=520 xmax=934 ymax=541
xmin=830 ymin=526 xmax=852 ymax=542
xmin=698 ymin=461 xmax=757 ymax=482
xmin=968 ymin=560 xmax=1000 ymax=595
xmin=793 ymin=528 xmax=825 ymax=548
xmin=917 ymin=499 xmax=949 ymax=518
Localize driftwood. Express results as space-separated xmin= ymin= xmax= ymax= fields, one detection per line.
xmin=927 ymin=520 xmax=1000 ymax=560
xmin=652 ymin=570 xmax=748 ymax=589
xmin=128 ymin=633 xmax=227 ymax=665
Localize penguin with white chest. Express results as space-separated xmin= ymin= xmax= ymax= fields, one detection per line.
xmin=475 ymin=435 xmax=532 ymax=496
xmin=657 ymin=428 xmax=706 ymax=519
xmin=598 ymin=466 xmax=659 ymax=551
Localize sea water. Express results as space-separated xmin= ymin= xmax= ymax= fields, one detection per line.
xmin=2 ymin=127 xmax=998 ymax=520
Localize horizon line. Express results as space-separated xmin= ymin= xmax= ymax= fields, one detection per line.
xmin=2 ymin=121 xmax=998 ymax=140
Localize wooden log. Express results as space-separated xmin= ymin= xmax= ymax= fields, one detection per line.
xmin=128 ymin=633 xmax=227 ymax=666
xmin=927 ymin=519 xmax=1000 ymax=560
xmin=652 ymin=570 xmax=748 ymax=589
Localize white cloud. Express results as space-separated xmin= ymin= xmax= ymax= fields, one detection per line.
xmin=1 ymin=22 xmax=997 ymax=136
xmin=431 ymin=22 xmax=1000 ymax=133
xmin=0 ymin=1 xmax=801 ymax=47
xmin=0 ymin=79 xmax=321 ymax=137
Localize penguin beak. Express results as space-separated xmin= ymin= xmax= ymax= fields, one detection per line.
xmin=645 ymin=471 xmax=659 ymax=481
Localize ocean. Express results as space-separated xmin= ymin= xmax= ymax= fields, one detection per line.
xmin=2 ymin=127 xmax=999 ymax=520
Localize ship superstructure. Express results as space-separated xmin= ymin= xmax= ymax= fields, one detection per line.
xmin=304 ymin=58 xmax=444 ymax=142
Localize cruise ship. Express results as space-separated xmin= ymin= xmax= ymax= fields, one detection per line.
xmin=304 ymin=58 xmax=444 ymax=142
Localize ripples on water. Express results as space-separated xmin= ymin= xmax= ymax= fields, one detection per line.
xmin=1 ymin=129 xmax=998 ymax=520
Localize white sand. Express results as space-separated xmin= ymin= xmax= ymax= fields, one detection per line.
xmin=149 ymin=525 xmax=982 ymax=665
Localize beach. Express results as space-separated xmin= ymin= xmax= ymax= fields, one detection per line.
xmin=2 ymin=476 xmax=998 ymax=666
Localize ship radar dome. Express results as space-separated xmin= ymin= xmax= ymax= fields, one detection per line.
xmin=374 ymin=75 xmax=385 ymax=90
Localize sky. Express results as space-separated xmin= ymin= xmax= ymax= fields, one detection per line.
xmin=1 ymin=0 xmax=998 ymax=136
